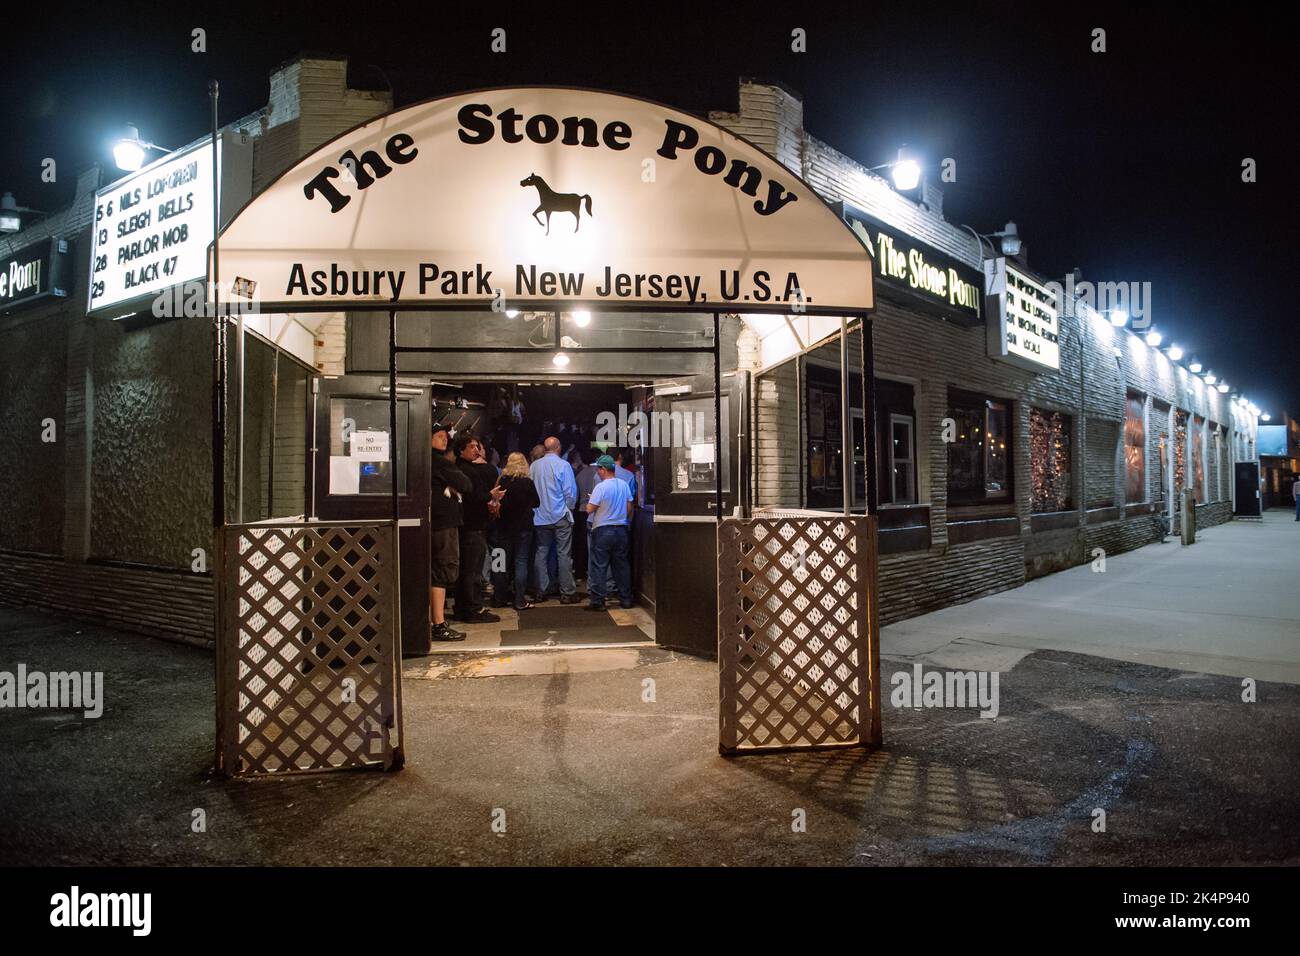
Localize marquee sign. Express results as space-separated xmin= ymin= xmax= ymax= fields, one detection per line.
xmin=839 ymin=201 xmax=982 ymax=325
xmin=0 ymin=238 xmax=72 ymax=314
xmin=984 ymin=257 xmax=1060 ymax=371
xmin=216 ymin=88 xmax=873 ymax=314
xmin=87 ymin=132 xmax=252 ymax=319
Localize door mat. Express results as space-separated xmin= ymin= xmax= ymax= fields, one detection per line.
xmin=511 ymin=602 xmax=634 ymax=631
xmin=502 ymin=625 xmax=646 ymax=646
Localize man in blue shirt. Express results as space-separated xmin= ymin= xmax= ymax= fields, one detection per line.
xmin=585 ymin=455 xmax=634 ymax=611
xmin=529 ymin=436 xmax=579 ymax=603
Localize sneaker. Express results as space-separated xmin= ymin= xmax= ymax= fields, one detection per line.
xmin=619 ymin=600 xmax=634 ymax=609
xmin=458 ymin=608 xmax=502 ymax=624
xmin=559 ymin=594 xmax=580 ymax=605
xmin=431 ymin=622 xmax=466 ymax=642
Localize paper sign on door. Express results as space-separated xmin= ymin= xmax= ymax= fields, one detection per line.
xmin=329 ymin=456 xmax=360 ymax=495
xmin=349 ymin=430 xmax=390 ymax=461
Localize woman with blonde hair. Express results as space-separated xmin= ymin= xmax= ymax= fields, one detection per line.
xmin=495 ymin=452 xmax=541 ymax=610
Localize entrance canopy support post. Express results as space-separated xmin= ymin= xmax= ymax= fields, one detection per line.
xmin=713 ymin=311 xmax=722 ymax=521
xmin=861 ymin=317 xmax=878 ymax=516
xmin=209 ymin=78 xmax=224 ymax=532
xmin=209 ymin=78 xmax=227 ymax=775
xmin=388 ymin=308 xmax=398 ymax=525
xmin=841 ymin=317 xmax=851 ymax=516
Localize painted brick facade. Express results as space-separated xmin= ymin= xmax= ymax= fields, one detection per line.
xmin=0 ymin=56 xmax=391 ymax=643
xmin=0 ymin=71 xmax=1266 ymax=646
xmin=715 ymin=81 xmax=1259 ymax=625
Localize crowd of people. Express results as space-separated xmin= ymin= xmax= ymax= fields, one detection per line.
xmin=429 ymin=423 xmax=641 ymax=642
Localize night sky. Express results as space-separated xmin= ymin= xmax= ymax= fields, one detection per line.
xmin=4 ymin=2 xmax=1293 ymax=417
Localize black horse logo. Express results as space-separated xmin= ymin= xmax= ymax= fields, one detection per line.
xmin=520 ymin=173 xmax=593 ymax=235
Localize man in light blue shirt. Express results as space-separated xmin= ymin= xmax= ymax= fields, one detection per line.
xmin=585 ymin=455 xmax=634 ymax=610
xmin=529 ymin=436 xmax=578 ymax=603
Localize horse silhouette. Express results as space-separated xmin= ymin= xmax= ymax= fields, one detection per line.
xmin=520 ymin=173 xmax=592 ymax=235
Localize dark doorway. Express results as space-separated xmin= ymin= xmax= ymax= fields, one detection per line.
xmin=431 ymin=378 xmax=658 ymax=651
xmin=1234 ymin=462 xmax=1261 ymax=517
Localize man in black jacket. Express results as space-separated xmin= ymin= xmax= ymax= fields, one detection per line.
xmin=454 ymin=432 xmax=505 ymax=624
xmin=430 ymin=423 xmax=472 ymax=642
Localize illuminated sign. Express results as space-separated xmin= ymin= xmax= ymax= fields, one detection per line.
xmin=217 ymin=88 xmax=873 ymax=314
xmin=839 ymin=202 xmax=983 ymax=324
xmin=87 ymin=132 xmax=252 ymax=319
xmin=985 ymin=258 xmax=1060 ymax=371
xmin=0 ymin=238 xmax=71 ymax=314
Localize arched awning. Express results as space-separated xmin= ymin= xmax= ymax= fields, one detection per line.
xmin=215 ymin=87 xmax=872 ymax=316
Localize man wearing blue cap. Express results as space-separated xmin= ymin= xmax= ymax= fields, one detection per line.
xmin=584 ymin=454 xmax=634 ymax=610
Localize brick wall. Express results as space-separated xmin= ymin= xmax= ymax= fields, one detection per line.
xmin=0 ymin=552 xmax=213 ymax=648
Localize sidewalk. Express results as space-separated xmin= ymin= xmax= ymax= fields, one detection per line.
xmin=882 ymin=510 xmax=1300 ymax=683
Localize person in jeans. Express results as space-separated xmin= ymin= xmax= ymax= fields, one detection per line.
xmin=495 ymin=452 xmax=541 ymax=609
xmin=585 ymin=454 xmax=634 ymax=611
xmin=572 ymin=448 xmax=598 ymax=583
xmin=454 ymin=432 xmax=504 ymax=624
xmin=429 ymin=424 xmax=472 ymax=642
xmin=590 ymin=448 xmax=638 ymax=594
xmin=530 ymin=436 xmax=579 ymax=604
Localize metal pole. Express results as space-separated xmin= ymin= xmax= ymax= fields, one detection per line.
xmin=235 ymin=307 xmax=245 ymax=521
xmin=389 ymin=308 xmax=399 ymax=524
xmin=713 ymin=311 xmax=722 ymax=521
xmin=840 ymin=317 xmax=851 ymax=516
xmin=209 ymin=79 xmax=224 ymax=530
xmin=861 ymin=318 xmax=878 ymax=515
xmin=1078 ymin=298 xmax=1086 ymax=520
xmin=208 ymin=78 xmax=225 ymax=776
xmin=268 ymin=347 xmax=279 ymax=513
xmin=796 ymin=356 xmax=804 ymax=507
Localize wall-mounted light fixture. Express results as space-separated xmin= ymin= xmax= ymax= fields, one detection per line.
xmin=960 ymin=221 xmax=1023 ymax=260
xmin=114 ymin=123 xmax=171 ymax=172
xmin=0 ymin=192 xmax=50 ymax=234
xmin=869 ymin=146 xmax=922 ymax=192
